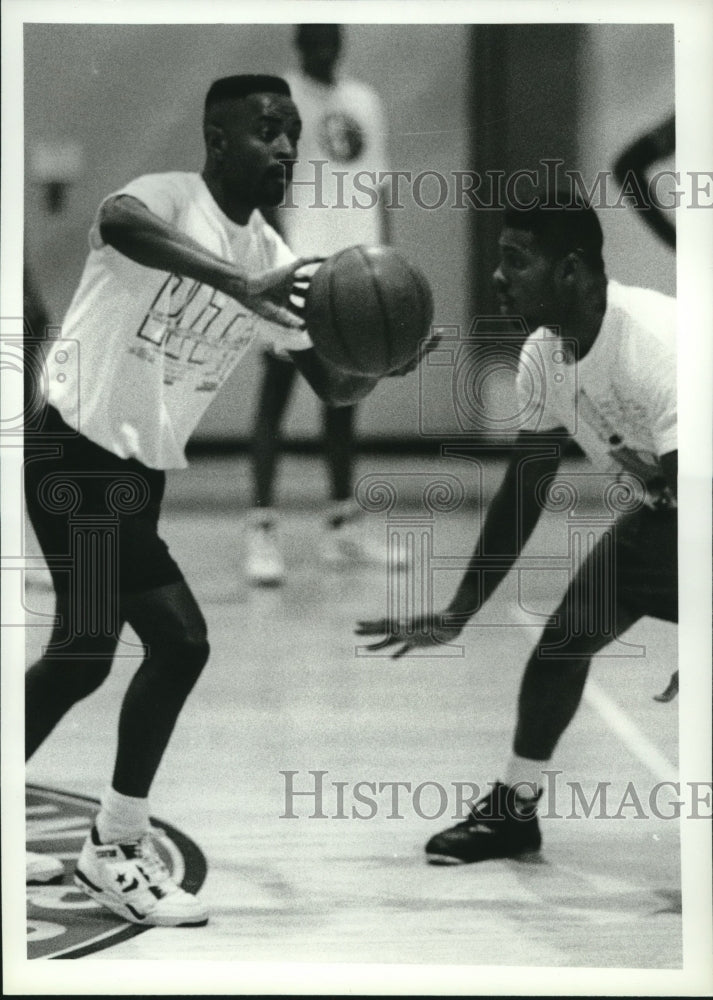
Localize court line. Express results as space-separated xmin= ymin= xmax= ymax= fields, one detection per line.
xmin=584 ymin=679 xmax=677 ymax=783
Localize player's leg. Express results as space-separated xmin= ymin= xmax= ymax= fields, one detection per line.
xmin=324 ymin=403 xmax=354 ymax=505
xmin=246 ymin=350 xmax=298 ymax=585
xmin=25 ymin=593 xmax=121 ymax=884
xmin=111 ymin=580 xmax=209 ymax=800
xmin=24 ymin=426 xmax=126 ymax=884
xmin=25 ymin=594 xmax=121 ymax=759
xmin=426 ymin=508 xmax=675 ymax=864
xmin=74 ymin=577 xmax=210 ymax=927
xmin=23 ymin=418 xmax=125 ymax=759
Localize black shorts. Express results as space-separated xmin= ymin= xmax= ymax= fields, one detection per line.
xmin=568 ymin=504 xmax=678 ymax=626
xmin=612 ymin=504 xmax=678 ymax=623
xmin=24 ymin=406 xmax=184 ymax=595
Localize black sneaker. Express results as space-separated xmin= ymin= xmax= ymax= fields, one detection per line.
xmin=425 ymin=782 xmax=542 ymax=864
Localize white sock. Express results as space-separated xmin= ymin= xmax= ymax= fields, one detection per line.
xmin=504 ymin=754 xmax=547 ymax=800
xmin=95 ymin=787 xmax=150 ymax=844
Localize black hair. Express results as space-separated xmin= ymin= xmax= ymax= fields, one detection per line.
xmin=295 ymin=24 xmax=343 ymax=49
xmin=503 ymin=186 xmax=605 ymax=272
xmin=205 ymin=74 xmax=291 ymax=110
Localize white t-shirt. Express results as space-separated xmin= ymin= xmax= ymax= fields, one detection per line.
xmin=281 ymin=72 xmax=388 ymax=256
xmin=516 ymin=280 xmax=677 ymax=507
xmin=46 ymin=172 xmax=312 ymax=469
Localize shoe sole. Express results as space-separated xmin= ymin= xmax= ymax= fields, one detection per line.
xmin=27 ymin=873 xmax=65 ymax=886
xmin=426 ymin=846 xmax=542 ymax=866
xmin=426 ymin=854 xmax=466 ymax=866
xmin=74 ymin=870 xmax=208 ymax=927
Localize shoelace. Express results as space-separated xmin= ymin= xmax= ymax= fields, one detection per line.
xmin=134 ymin=836 xmax=173 ymax=889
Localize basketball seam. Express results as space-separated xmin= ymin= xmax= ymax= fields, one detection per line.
xmin=327 ymin=252 xmax=358 ymax=371
xmin=361 ymin=246 xmax=393 ymax=371
xmin=408 ymin=261 xmax=431 ymax=348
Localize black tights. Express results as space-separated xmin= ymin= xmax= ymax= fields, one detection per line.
xmin=25 ymin=580 xmax=209 ymax=798
xmin=513 ymin=602 xmax=642 ymax=760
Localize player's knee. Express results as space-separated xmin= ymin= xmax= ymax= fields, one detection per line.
xmin=531 ymin=615 xmax=593 ymax=668
xmin=56 ymin=659 xmax=113 ymax=702
xmin=167 ymin=629 xmax=210 ymax=678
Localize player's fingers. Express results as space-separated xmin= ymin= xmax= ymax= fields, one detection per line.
xmin=259 ymin=303 xmax=306 ymax=329
xmin=363 ymin=636 xmax=402 ymax=652
xmin=355 ymin=619 xmax=389 ymax=635
xmin=294 ymin=257 xmax=325 ymax=280
xmin=392 ymin=642 xmax=413 ymax=659
xmin=295 ymin=255 xmax=326 ymax=268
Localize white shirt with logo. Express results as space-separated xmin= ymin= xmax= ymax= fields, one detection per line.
xmin=46 ymin=172 xmax=312 ymax=469
xmin=281 ymin=72 xmax=388 ymax=256
xmin=516 ymin=280 xmax=677 ymax=507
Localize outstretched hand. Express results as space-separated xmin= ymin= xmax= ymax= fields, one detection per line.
xmin=245 ymin=256 xmax=324 ymax=329
xmin=355 ymin=612 xmax=463 ymax=658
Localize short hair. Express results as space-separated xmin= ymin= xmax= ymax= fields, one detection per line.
xmin=503 ymin=186 xmax=605 ymax=272
xmin=295 ymin=23 xmax=343 ymax=49
xmin=205 ymin=74 xmax=291 ymax=111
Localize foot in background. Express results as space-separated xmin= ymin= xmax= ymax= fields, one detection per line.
xmin=244 ymin=509 xmax=286 ymax=586
xmin=320 ymin=499 xmax=409 ymax=568
xmin=26 ymin=850 xmax=64 ymax=885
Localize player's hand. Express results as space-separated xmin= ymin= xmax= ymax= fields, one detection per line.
xmin=355 ymin=611 xmax=463 ymax=658
xmin=245 ymin=257 xmax=324 ymax=329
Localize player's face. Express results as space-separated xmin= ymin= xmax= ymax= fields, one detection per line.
xmin=217 ymin=93 xmax=302 ymax=207
xmin=493 ymin=227 xmax=560 ymax=332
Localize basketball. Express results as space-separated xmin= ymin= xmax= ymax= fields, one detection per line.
xmin=303 ymin=245 xmax=434 ymax=377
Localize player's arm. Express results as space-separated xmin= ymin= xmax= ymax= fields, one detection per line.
xmin=356 ymin=429 xmax=566 ymax=656
xmin=446 ymin=431 xmax=564 ymax=619
xmin=99 ymin=194 xmax=316 ymax=329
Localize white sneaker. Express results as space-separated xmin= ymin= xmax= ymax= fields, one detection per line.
xmin=244 ymin=514 xmax=285 ymax=586
xmin=26 ymin=850 xmax=64 ymax=885
xmin=74 ymin=826 xmax=208 ymax=927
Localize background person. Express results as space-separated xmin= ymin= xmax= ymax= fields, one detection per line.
xmin=245 ymin=23 xmax=395 ymax=585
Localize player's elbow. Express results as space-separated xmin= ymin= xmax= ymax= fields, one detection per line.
xmin=98 ymin=196 xmax=143 ymax=249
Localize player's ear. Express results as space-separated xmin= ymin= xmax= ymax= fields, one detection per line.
xmin=204 ymin=124 xmax=227 ymax=161
xmin=555 ymin=252 xmax=580 ymax=287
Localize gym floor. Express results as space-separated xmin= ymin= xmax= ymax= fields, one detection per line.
xmin=20 ymin=453 xmax=683 ymax=977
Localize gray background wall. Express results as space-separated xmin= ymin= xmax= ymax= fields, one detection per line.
xmin=24 ymin=22 xmax=674 ymax=445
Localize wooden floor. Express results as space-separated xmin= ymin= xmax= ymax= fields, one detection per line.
xmin=20 ymin=454 xmax=685 ymax=978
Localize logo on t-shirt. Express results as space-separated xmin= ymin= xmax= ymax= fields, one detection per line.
xmin=317 ymin=112 xmax=366 ymax=162
xmin=133 ymin=273 xmax=255 ymax=391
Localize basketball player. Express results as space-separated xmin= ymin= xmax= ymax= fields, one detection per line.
xmin=25 ymin=75 xmax=383 ymax=924
xmin=358 ymin=190 xmax=677 ymax=864
xmin=245 ymin=23 xmax=394 ymax=585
